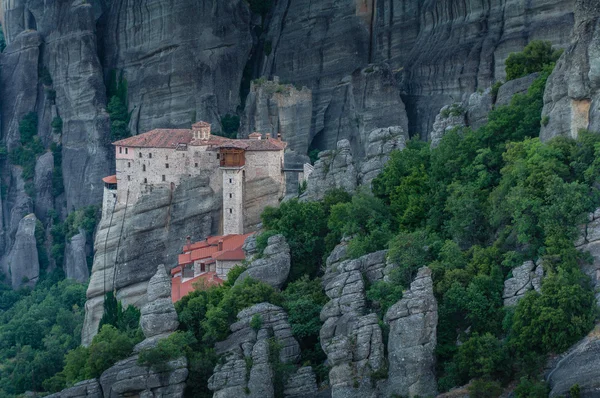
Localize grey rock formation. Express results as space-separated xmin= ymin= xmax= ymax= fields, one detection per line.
xmin=360 ymin=126 xmax=407 ymax=187
xmin=100 ymin=355 xmax=188 ymax=398
xmin=319 ymin=64 xmax=409 ymax=157
xmin=209 ymin=303 xmax=316 ymax=398
xmin=573 ymin=208 xmax=600 ymax=304
xmin=541 ymin=0 xmax=600 ymax=141
xmin=495 ymin=73 xmax=540 ymax=107
xmin=2 ymin=214 xmax=39 ymax=289
xmin=320 ymin=249 xmax=387 ymax=397
xmin=546 ymin=330 xmax=600 ymax=397
xmin=0 ymin=30 xmax=42 ymax=151
xmin=320 ymin=246 xmax=438 ymax=397
xmin=45 ymin=379 xmax=102 ymax=398
xmin=242 ymin=233 xmax=258 ymax=259
xmin=503 ymin=260 xmax=544 ymax=306
xmin=430 ymin=104 xmax=467 ymax=148
xmin=100 ymin=0 xmax=253 ymax=135
xmin=236 ymin=234 xmax=290 ymax=289
xmin=82 ymin=175 xmax=219 ymax=345
xmin=466 ymin=88 xmax=494 ymax=131
xmin=303 ymin=140 xmax=358 ymax=201
xmin=65 ymin=229 xmax=90 ymax=283
xmin=242 ymin=78 xmax=313 ymax=155
xmin=384 ymin=267 xmax=438 ymax=397
xmin=33 ymin=151 xmax=54 ymax=222
xmin=140 ymin=265 xmax=179 ymax=339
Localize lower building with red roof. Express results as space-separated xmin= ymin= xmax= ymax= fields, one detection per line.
xmin=170 ymin=233 xmax=253 ymax=302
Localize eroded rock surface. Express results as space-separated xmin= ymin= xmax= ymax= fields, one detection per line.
xmin=236 ymin=234 xmax=290 ymax=290
xmin=140 ymin=265 xmax=179 ymax=339
xmin=208 ymin=303 xmax=317 ymax=398
xmin=541 ymin=0 xmax=600 ymax=141
xmin=65 ymin=229 xmax=90 ymax=283
xmin=384 ymin=267 xmax=438 ymax=397
xmin=430 ymin=104 xmax=467 ymax=148
xmin=46 ymin=379 xmax=102 ymax=398
xmin=496 ymin=73 xmax=540 ymax=107
xmin=2 ymin=214 xmax=39 ymax=289
xmin=503 ymin=260 xmax=544 ymax=306
xmin=360 ymin=126 xmax=407 ymax=187
xmin=82 ymin=175 xmax=219 ymax=345
xmin=320 ymin=245 xmax=437 ymax=398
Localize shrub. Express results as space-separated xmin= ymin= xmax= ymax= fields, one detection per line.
xmin=505 ymin=41 xmax=563 ymax=81
xmin=138 ymin=331 xmax=195 ymax=369
xmin=514 ymin=377 xmax=549 ymax=398
xmin=250 ymin=314 xmax=263 ymax=331
xmin=219 ymin=114 xmax=240 ymax=138
xmin=468 ymin=379 xmax=503 ymax=398
xmin=51 ymin=116 xmax=63 ymax=134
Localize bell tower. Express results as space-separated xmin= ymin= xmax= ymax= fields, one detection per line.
xmin=219 ymin=145 xmax=246 ymax=235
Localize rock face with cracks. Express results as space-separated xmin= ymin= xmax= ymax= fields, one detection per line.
xmin=208 ymin=302 xmax=318 ymax=398
xmin=320 ymin=245 xmax=437 ymax=397
xmin=235 ymin=234 xmax=291 ymax=290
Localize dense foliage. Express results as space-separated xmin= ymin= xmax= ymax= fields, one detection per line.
xmin=0 ymin=276 xmax=86 ymax=396
xmin=107 ymin=71 xmax=131 ymax=141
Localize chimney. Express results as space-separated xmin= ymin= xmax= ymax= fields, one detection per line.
xmin=185 ymin=236 xmax=192 ymax=250
xmin=266 ymin=133 xmax=271 ymax=139
xmin=218 ymin=239 xmax=223 ymax=251
xmin=249 ymin=132 xmax=262 ymax=140
xmin=277 ymin=133 xmax=282 ymax=141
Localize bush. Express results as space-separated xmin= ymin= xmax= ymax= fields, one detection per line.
xmin=138 ymin=331 xmax=195 ymax=369
xmin=505 ymin=41 xmax=563 ymax=81
xmin=514 ymin=377 xmax=549 ymax=398
xmin=51 ymin=116 xmax=63 ymax=134
xmin=468 ymin=379 xmax=503 ymax=398
xmin=220 ymin=114 xmax=240 ymax=138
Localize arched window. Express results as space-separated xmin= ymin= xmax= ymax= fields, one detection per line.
xmin=143 ymin=165 xmax=146 ymax=172
xmin=144 ymin=178 xmax=147 ymax=183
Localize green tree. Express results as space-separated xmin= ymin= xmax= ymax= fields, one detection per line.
xmin=505 ymin=41 xmax=563 ymax=81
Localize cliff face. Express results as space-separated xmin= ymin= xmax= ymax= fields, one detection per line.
xmin=540 ymin=0 xmax=600 ymax=141
xmin=99 ymin=0 xmax=253 ymax=136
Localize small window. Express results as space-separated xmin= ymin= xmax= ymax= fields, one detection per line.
xmin=195 ymin=163 xmax=198 ymax=167
xmin=128 ymin=162 xmax=131 ymax=168
xmin=217 ymin=154 xmax=220 ymax=159
xmin=127 ymin=175 xmax=131 ymax=181
xmin=200 ymin=263 xmax=206 ymax=273
xmin=144 ymin=178 xmax=148 ymax=183
xmin=165 ymin=163 xmax=169 ymax=169
xmin=139 ymin=153 xmax=142 ymax=158
xmin=112 ymin=193 xmax=116 ymax=198
xmin=143 ymin=165 xmax=146 ymax=172
xmin=229 ymin=193 xmax=233 ymax=198
xmin=119 ymin=147 xmax=122 ymax=154
xmin=229 ymin=209 xmax=233 ymax=214
xmin=125 ymin=148 xmax=128 ymax=154
xmin=229 ymin=178 xmax=232 ymax=183
xmin=162 ymin=175 xmax=166 ymax=182
xmin=149 ymin=153 xmax=152 ymax=159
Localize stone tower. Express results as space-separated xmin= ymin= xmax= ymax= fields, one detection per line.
xmin=220 ymin=145 xmax=246 ymax=235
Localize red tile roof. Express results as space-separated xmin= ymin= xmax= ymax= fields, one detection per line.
xmin=214 ymin=247 xmax=246 ymax=261
xmin=178 ymin=233 xmax=253 ymax=266
xmin=171 ymin=272 xmax=224 ymax=302
xmin=102 ymin=175 xmax=117 ymax=184
xmin=220 ymin=138 xmax=286 ymax=151
xmin=192 ymin=121 xmax=211 ymax=128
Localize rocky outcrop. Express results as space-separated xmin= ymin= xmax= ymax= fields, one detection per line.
xmin=46 ymin=379 xmax=102 ymax=398
xmin=496 ymin=73 xmax=540 ymax=107
xmin=359 ymin=126 xmax=407 ymax=186
xmin=546 ymin=326 xmax=600 ymax=397
xmin=318 ymin=64 xmax=409 ymax=157
xmin=574 ymin=208 xmax=600 ymax=304
xmin=541 ymin=0 xmax=600 ymax=141
xmin=304 ymin=125 xmax=407 ymax=199
xmin=236 ymin=234 xmax=290 ymax=289
xmin=384 ymin=267 xmax=438 ymax=397
xmin=303 ymin=140 xmax=358 ymax=201
xmin=99 ymin=0 xmax=253 ymax=135
xmin=82 ymin=175 xmax=219 ymax=345
xmin=64 ymin=229 xmax=90 ymax=283
xmin=320 ymin=246 xmax=438 ymax=398
xmin=465 ymin=88 xmax=494 ymax=131
xmin=99 ymin=355 xmax=188 ymax=398
xmin=140 ymin=265 xmax=179 ymax=340
xmin=2 ymin=214 xmax=39 ymax=289
xmin=430 ymin=104 xmax=467 ymax=148
xmin=208 ymin=302 xmax=317 ymax=398
xmin=503 ymin=260 xmax=544 ymax=306
xmin=242 ymin=78 xmax=313 ymax=154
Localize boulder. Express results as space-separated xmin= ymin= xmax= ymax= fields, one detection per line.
xmin=65 ymin=229 xmax=90 ymax=283
xmin=140 ymin=265 xmax=179 ymax=339
xmin=384 ymin=267 xmax=438 ymax=397
xmin=466 ymin=88 xmax=494 ymax=130
xmin=503 ymin=260 xmax=544 ymax=306
xmin=359 ymin=126 xmax=407 ymax=187
xmin=495 ymin=73 xmax=540 ymax=107
xmin=236 ymin=234 xmax=290 ymax=289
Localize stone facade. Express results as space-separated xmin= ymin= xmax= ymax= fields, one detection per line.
xmin=222 ymin=168 xmax=245 ymax=235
